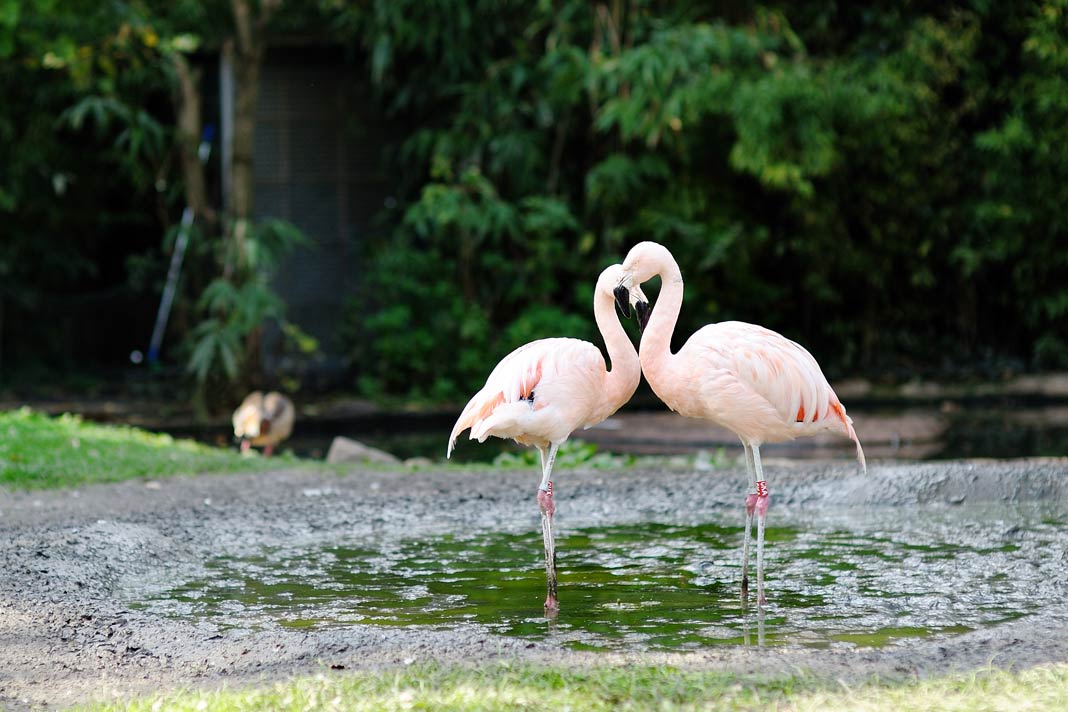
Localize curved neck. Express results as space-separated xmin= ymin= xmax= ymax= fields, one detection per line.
xmin=638 ymin=257 xmax=683 ymax=376
xmin=594 ymin=288 xmax=640 ymax=408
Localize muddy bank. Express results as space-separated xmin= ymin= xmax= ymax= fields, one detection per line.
xmin=1 ymin=458 xmax=1067 ymax=709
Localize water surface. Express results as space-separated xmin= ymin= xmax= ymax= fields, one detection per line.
xmin=140 ymin=502 xmax=1066 ymax=651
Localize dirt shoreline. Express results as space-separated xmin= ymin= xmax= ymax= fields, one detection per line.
xmin=2 ymin=459 xmax=1068 ymax=710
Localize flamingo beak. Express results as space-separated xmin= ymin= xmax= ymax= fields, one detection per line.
xmin=635 ymin=300 xmax=652 ymax=332
xmin=627 ymin=282 xmax=652 ymax=333
xmin=613 ymin=285 xmax=632 ymax=318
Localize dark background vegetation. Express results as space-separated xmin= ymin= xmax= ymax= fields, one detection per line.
xmin=1 ymin=0 xmax=1066 ymax=406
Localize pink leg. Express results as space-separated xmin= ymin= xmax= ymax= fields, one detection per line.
xmin=240 ymin=439 xmax=251 ymax=453
xmin=263 ymin=444 xmax=274 ymax=457
xmin=538 ymin=485 xmax=558 ymax=614
xmin=537 ymin=444 xmax=560 ymax=614
xmin=741 ymin=443 xmax=757 ymax=599
xmin=755 ymin=481 xmax=770 ymax=606
xmin=753 ymin=444 xmax=770 ymax=606
xmin=742 ymin=494 xmax=756 ymax=598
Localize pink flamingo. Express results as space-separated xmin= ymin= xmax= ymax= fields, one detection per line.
xmin=619 ymin=241 xmax=865 ymax=605
xmin=447 ymin=264 xmax=645 ymax=613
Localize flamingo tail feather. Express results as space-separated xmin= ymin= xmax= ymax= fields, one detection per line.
xmin=831 ymin=401 xmax=866 ymax=474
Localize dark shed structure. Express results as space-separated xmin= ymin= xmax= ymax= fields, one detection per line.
xmin=220 ymin=46 xmax=394 ymax=376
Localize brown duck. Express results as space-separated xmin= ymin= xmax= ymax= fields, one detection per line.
xmin=232 ymin=391 xmax=295 ymax=456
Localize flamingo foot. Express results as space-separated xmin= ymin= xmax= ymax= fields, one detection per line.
xmin=263 ymin=444 xmax=274 ymax=457
xmin=240 ymin=440 xmax=251 ymax=453
xmin=544 ymin=594 xmax=559 ymax=614
xmin=537 ymin=485 xmax=555 ymax=516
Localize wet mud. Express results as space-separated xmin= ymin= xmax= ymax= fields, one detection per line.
xmin=1 ymin=458 xmax=1067 ymax=709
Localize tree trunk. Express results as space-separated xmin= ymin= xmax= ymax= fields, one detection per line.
xmin=228 ymin=43 xmax=261 ymax=274
xmin=170 ymin=52 xmax=216 ymax=227
xmin=226 ymin=0 xmax=283 ymax=382
xmin=226 ymin=0 xmax=282 ymax=277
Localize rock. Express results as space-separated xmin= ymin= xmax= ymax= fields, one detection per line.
xmin=403 ymin=457 xmax=434 ymax=469
xmin=325 ymin=436 xmax=400 ymax=465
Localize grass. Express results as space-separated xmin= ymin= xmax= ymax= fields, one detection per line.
xmin=0 ymin=408 xmax=313 ymax=490
xmin=796 ymin=663 xmax=1068 ymax=711
xmin=76 ymin=661 xmax=1068 ymax=711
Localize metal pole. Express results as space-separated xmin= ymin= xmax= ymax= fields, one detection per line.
xmin=142 ymin=129 xmax=213 ymax=366
xmin=146 ymin=206 xmax=194 ymax=364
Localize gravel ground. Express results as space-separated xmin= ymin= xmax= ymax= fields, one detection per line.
xmin=2 ymin=458 xmax=1068 ymax=710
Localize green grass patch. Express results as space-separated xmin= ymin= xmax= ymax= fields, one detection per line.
xmin=78 ymin=661 xmax=1068 ymax=711
xmin=795 ymin=663 xmax=1068 ymax=711
xmin=0 ymin=408 xmax=312 ymax=490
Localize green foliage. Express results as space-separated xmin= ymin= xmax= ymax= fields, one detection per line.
xmin=187 ymin=281 xmax=276 ymax=382
xmin=0 ymin=0 xmax=20 ymax=58
xmin=185 ymin=219 xmax=314 ymax=390
xmin=0 ymin=0 xmax=327 ymax=391
xmin=492 ymin=439 xmax=636 ymax=469
xmin=963 ymin=0 xmax=1068 ymax=368
xmin=59 ymin=94 xmax=168 ymax=191
xmin=334 ymin=1 xmax=1068 ymax=401
xmin=0 ymin=408 xmax=303 ymax=490
xmin=0 ymin=0 xmax=177 ymax=377
xmin=5 ymin=0 xmax=1068 ymax=398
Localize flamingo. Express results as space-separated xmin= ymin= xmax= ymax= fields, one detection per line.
xmin=447 ymin=264 xmax=646 ymax=613
xmin=618 ymin=241 xmax=865 ymax=605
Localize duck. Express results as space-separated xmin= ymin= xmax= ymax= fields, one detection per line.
xmin=232 ymin=391 xmax=295 ymax=456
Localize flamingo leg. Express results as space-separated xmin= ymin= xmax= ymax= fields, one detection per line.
xmin=752 ymin=444 xmax=769 ymax=606
xmin=536 ymin=443 xmax=560 ymax=614
xmin=741 ymin=442 xmax=758 ymax=599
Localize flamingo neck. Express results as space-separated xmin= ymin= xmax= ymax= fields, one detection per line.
xmin=638 ymin=254 xmax=683 ymax=387
xmin=594 ymin=288 xmax=641 ymax=411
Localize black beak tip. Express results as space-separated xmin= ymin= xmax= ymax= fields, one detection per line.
xmin=635 ymin=301 xmax=652 ymax=333
xmin=613 ymin=285 xmax=632 ymax=318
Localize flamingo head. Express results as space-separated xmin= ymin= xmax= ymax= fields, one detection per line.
xmin=621 ymin=242 xmax=677 ymax=332
xmin=621 ymin=241 xmax=676 ymax=285
xmin=600 ymin=264 xmax=650 ymax=329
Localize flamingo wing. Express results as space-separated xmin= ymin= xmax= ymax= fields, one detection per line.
xmin=447 ymin=338 xmax=606 ymax=457
xmin=683 ymin=322 xmax=863 ymax=465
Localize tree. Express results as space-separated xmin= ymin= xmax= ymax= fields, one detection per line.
xmin=5 ymin=0 xmax=1066 ymax=400
xmin=333 ymin=0 xmax=1068 ymax=400
xmin=1 ymin=0 xmax=317 ymax=399
xmin=0 ymin=0 xmax=175 ymax=378
xmin=143 ymin=0 xmax=318 ymax=401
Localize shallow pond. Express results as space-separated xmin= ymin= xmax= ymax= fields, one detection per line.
xmin=139 ymin=502 xmax=1067 ymax=651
